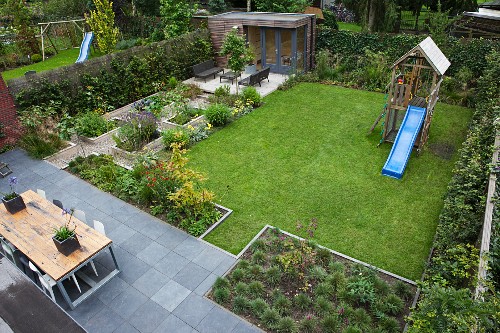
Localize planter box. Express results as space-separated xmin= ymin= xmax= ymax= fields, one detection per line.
xmin=78 ymin=127 xmax=120 ymax=144
xmin=163 ymin=115 xmax=207 ymax=129
xmin=2 ymin=195 xmax=26 ymax=214
xmin=52 ymin=235 xmax=80 ymax=256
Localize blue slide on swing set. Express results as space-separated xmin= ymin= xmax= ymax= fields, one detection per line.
xmin=75 ymin=32 xmax=94 ymax=63
xmin=381 ymin=105 xmax=427 ymax=180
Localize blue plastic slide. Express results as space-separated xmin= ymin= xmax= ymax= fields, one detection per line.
xmin=75 ymin=32 xmax=94 ymax=63
xmin=382 ymin=105 xmax=426 ymax=179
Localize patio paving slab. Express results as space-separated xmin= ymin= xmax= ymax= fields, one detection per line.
xmin=0 ymin=149 xmax=254 ymax=333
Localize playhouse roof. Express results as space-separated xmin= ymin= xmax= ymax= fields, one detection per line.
xmin=392 ymin=37 xmax=451 ymax=76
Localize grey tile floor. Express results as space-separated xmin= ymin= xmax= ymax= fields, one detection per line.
xmin=0 ymin=149 xmax=262 ymax=333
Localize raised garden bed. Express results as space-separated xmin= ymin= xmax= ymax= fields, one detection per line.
xmin=208 ymin=226 xmax=417 ymax=333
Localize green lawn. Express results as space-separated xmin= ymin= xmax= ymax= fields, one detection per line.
xmin=2 ymin=47 xmax=103 ymax=82
xmin=189 ymin=83 xmax=472 ymax=280
xmin=338 ymin=22 xmax=362 ymax=32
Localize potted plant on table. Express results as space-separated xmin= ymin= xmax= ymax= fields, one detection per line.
xmin=1 ymin=176 xmax=26 ymax=214
xmin=52 ymin=208 xmax=80 ymax=255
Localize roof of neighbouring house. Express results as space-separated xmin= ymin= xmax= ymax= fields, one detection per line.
xmin=392 ymin=37 xmax=451 ymax=76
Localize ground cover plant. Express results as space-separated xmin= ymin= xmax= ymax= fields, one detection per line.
xmin=189 ymin=83 xmax=472 ymax=280
xmin=209 ymin=227 xmax=416 ymax=333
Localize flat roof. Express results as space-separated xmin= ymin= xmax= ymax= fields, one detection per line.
xmin=210 ymin=11 xmax=315 ymax=22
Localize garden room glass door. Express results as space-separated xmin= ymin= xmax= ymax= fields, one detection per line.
xmin=261 ymin=28 xmax=296 ymax=74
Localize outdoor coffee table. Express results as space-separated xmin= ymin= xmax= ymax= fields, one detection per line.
xmin=0 ymin=190 xmax=120 ymax=310
xmin=220 ymin=71 xmax=241 ymax=84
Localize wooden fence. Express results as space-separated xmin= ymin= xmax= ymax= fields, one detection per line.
xmin=475 ymin=135 xmax=500 ymax=298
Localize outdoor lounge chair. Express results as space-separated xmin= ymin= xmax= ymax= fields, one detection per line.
xmin=238 ymin=67 xmax=270 ymax=87
xmin=193 ymin=60 xmax=224 ymax=82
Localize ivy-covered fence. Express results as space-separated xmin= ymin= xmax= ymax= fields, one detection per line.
xmin=316 ymin=29 xmax=500 ymax=77
xmin=8 ymin=29 xmax=213 ymax=115
xmin=407 ymin=51 xmax=500 ymax=332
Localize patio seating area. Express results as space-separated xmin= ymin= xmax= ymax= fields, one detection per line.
xmin=0 ymin=149 xmax=262 ymax=333
xmin=184 ymin=69 xmax=287 ymax=97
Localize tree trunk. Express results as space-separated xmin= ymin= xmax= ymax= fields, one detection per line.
xmin=247 ymin=0 xmax=251 ymax=12
xmin=367 ymin=0 xmax=376 ymax=32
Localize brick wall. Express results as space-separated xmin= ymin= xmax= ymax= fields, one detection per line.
xmin=0 ymin=76 xmax=21 ymax=150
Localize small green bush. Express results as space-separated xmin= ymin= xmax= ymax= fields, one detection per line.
xmin=234 ymin=281 xmax=249 ymax=296
xmin=31 ymin=53 xmax=42 ymax=63
xmin=162 ymin=127 xmax=190 ymax=149
xmin=213 ymin=277 xmax=230 ymax=290
xmin=309 ymin=265 xmax=328 ymax=281
xmin=250 ymin=298 xmax=269 ymax=317
xmin=298 ymin=316 xmax=316 ymax=333
xmin=205 ymin=103 xmax=231 ymax=126
xmin=231 ymin=268 xmax=245 ymax=282
xmin=252 ymin=250 xmax=266 ymax=264
xmin=276 ymin=316 xmax=298 ymax=333
xmin=75 ymin=111 xmax=115 ymax=137
xmin=393 ymin=280 xmax=413 ymax=301
xmin=273 ymin=294 xmax=292 ymax=315
xmin=293 ymin=293 xmax=311 ymax=310
xmin=265 ymin=266 xmax=282 ymax=286
xmin=232 ymin=295 xmax=250 ymax=314
xmin=248 ymin=280 xmax=265 ymax=298
xmin=314 ymin=296 xmax=334 ymax=315
xmin=321 ymin=314 xmax=341 ymax=333
xmin=240 ymin=86 xmax=262 ymax=106
xmin=261 ymin=308 xmax=280 ymax=328
xmin=213 ymin=287 xmax=230 ymax=304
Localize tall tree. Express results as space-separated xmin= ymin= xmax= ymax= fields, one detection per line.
xmin=160 ymin=0 xmax=197 ymax=38
xmin=343 ymin=0 xmax=397 ymax=32
xmin=220 ymin=28 xmax=254 ymax=95
xmin=3 ymin=0 xmax=38 ymax=55
xmin=86 ymin=0 xmax=119 ymax=54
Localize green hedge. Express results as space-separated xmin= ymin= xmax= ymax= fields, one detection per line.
xmin=317 ymin=29 xmax=500 ymax=77
xmin=10 ymin=29 xmax=213 ymax=115
xmin=408 ymin=51 xmax=500 ymax=332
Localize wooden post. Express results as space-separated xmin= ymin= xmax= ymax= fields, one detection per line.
xmin=40 ymin=25 xmax=45 ymax=61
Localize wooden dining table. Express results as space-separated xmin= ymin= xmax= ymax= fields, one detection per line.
xmin=0 ymin=190 xmax=120 ymax=310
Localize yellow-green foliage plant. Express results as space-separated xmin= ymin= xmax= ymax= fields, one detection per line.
xmin=86 ymin=0 xmax=119 ymax=54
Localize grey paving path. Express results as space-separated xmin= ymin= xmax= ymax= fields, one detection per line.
xmin=0 ymin=149 xmax=262 ymax=333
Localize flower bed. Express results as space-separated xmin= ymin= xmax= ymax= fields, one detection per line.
xmin=67 ymin=148 xmax=230 ymax=237
xmin=209 ymin=226 xmax=416 ymax=333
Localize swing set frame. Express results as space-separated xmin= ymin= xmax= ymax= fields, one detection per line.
xmin=38 ymin=19 xmax=86 ymax=61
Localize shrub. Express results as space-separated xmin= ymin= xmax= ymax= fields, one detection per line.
xmin=75 ymin=111 xmax=115 ymax=137
xmin=162 ymin=127 xmax=190 ymax=148
xmin=276 ymin=316 xmax=298 ymax=333
xmin=309 ymin=265 xmax=328 ymax=281
xmin=205 ymin=103 xmax=231 ymax=126
xmin=113 ymin=111 xmax=157 ymax=151
xmin=299 ymin=315 xmax=316 ymax=333
xmin=314 ymin=281 xmax=333 ymax=297
xmin=252 ymin=250 xmax=266 ymax=264
xmin=273 ymin=294 xmax=292 ymax=315
xmin=213 ymin=276 xmax=230 ymax=290
xmin=321 ymin=314 xmax=341 ymax=333
xmin=234 ymin=281 xmax=249 ymax=295
xmin=351 ymin=308 xmax=372 ymax=330
xmin=231 ymin=269 xmax=245 ymax=282
xmin=381 ymin=294 xmax=404 ymax=315
xmin=293 ymin=293 xmax=312 ymax=310
xmin=248 ymin=280 xmax=265 ymax=298
xmin=208 ymin=0 xmax=227 ymax=13
xmin=261 ymin=308 xmax=280 ymax=328
xmin=232 ymin=295 xmax=250 ymax=314
xmin=250 ymin=298 xmax=269 ymax=317
xmin=326 ymin=271 xmax=347 ymax=292
xmin=31 ymin=53 xmax=42 ymax=63
xmin=250 ymin=239 xmax=266 ymax=252
xmin=373 ymin=277 xmax=391 ymax=296
xmin=265 ymin=266 xmax=282 ymax=286
xmin=240 ymin=86 xmax=262 ymax=106
xmin=213 ymin=287 xmax=230 ymax=304
xmin=346 ymin=276 xmax=376 ymax=305
xmin=314 ymin=296 xmax=334 ymax=315
xmin=378 ymin=316 xmax=400 ymax=333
